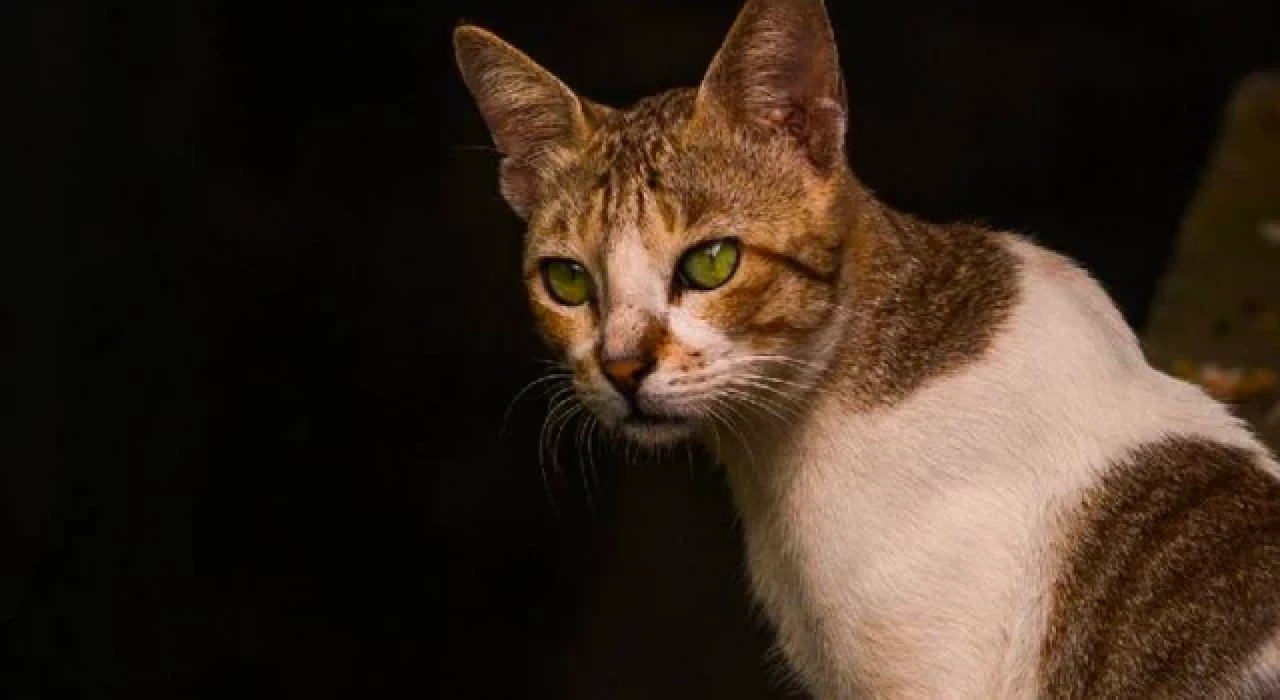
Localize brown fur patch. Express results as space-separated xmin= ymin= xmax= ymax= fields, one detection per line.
xmin=827 ymin=196 xmax=1021 ymax=408
xmin=1042 ymin=437 xmax=1280 ymax=698
xmin=739 ymin=242 xmax=838 ymax=286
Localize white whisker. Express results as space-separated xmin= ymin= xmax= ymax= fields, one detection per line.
xmin=720 ymin=386 xmax=792 ymax=424
xmin=711 ymin=396 xmax=758 ymax=472
xmin=540 ymin=387 xmax=577 ymax=469
xmin=550 ymin=402 xmax=584 ymax=481
xmin=585 ymin=414 xmax=601 ymax=496
xmin=572 ymin=408 xmax=595 ymax=514
xmin=503 ymin=371 xmax=572 ymax=436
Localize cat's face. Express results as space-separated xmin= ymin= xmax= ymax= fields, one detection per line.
xmin=519 ymin=97 xmax=846 ymax=446
xmin=456 ymin=0 xmax=850 ymax=447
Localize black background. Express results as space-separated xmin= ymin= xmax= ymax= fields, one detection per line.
xmin=10 ymin=0 xmax=1280 ymax=697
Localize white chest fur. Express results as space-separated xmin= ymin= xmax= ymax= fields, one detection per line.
xmin=716 ymin=238 xmax=1258 ymax=699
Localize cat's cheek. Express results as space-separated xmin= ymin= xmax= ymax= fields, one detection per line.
xmin=685 ymin=255 xmax=780 ymax=333
xmin=528 ymin=299 xmax=591 ymax=358
xmin=666 ymin=307 xmax=734 ymax=360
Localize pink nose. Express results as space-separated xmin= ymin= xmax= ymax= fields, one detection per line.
xmin=601 ymin=356 xmax=654 ymax=397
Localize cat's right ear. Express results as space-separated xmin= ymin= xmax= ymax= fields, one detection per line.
xmin=695 ymin=0 xmax=847 ymax=173
xmin=453 ymin=25 xmax=603 ymax=219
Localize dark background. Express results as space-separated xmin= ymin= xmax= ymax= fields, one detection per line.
xmin=10 ymin=0 xmax=1280 ymax=697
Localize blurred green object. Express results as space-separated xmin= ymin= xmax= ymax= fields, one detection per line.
xmin=1143 ymin=73 xmax=1280 ymax=448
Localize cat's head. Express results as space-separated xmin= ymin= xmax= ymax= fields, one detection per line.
xmin=455 ymin=0 xmax=852 ymax=447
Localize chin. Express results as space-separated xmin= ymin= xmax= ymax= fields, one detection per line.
xmin=618 ymin=418 xmax=695 ymax=448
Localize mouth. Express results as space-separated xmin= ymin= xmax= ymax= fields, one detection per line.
xmin=619 ymin=410 xmax=693 ymax=446
xmin=623 ymin=411 xmax=687 ymax=428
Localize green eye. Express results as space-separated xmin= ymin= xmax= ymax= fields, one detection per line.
xmin=678 ymin=238 xmax=741 ymax=291
xmin=541 ymin=259 xmax=593 ymax=306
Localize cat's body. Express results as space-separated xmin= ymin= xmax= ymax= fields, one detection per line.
xmin=453 ymin=1 xmax=1280 ymax=696
xmin=720 ymin=230 xmax=1280 ymax=698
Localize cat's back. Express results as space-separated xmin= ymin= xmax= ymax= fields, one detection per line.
xmin=1000 ymin=236 xmax=1258 ymax=453
xmin=1007 ymin=237 xmax=1280 ymax=698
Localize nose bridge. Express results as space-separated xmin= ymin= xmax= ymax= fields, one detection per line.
xmin=602 ymin=221 xmax=664 ymax=305
xmin=601 ymin=304 xmax=663 ymax=362
xmin=599 ymin=222 xmax=666 ymax=362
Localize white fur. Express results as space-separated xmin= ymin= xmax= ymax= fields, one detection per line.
xmin=711 ymin=236 xmax=1269 ymax=698
xmin=1233 ymin=634 xmax=1280 ymax=698
xmin=603 ymin=225 xmax=666 ymax=314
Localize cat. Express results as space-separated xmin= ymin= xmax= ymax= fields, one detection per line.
xmin=452 ymin=0 xmax=1280 ymax=697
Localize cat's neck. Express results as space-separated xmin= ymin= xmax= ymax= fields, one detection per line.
xmin=827 ymin=190 xmax=1021 ymax=410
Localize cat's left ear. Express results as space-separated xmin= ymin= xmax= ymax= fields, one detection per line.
xmin=696 ymin=0 xmax=847 ymax=172
xmin=454 ymin=25 xmax=608 ymax=218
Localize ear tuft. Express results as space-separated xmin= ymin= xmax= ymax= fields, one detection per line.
xmin=697 ymin=0 xmax=847 ymax=172
xmin=453 ymin=25 xmax=599 ymax=218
